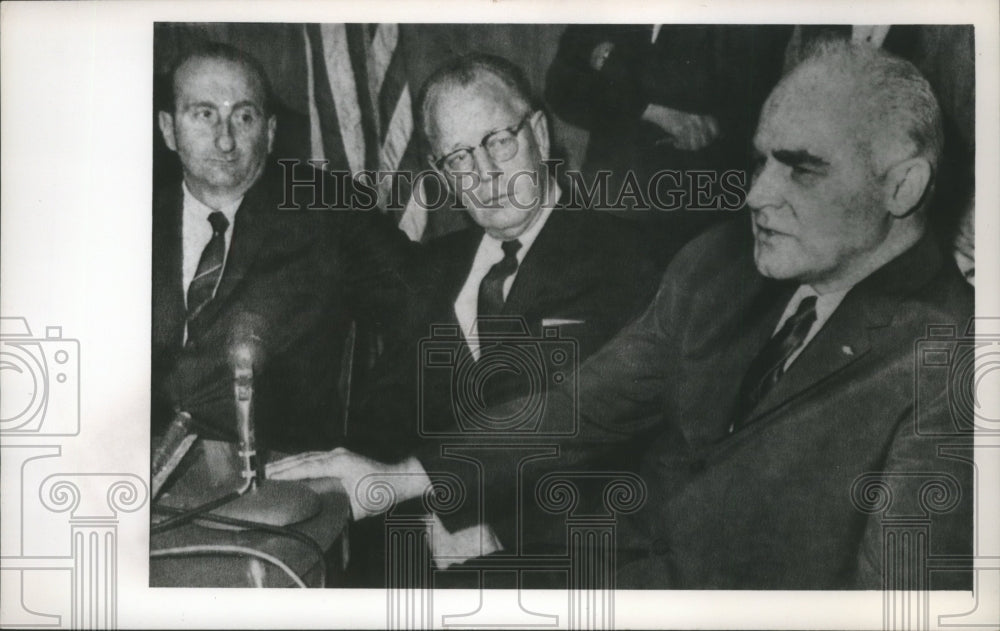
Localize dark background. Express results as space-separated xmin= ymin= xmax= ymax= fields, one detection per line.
xmin=153 ymin=23 xmax=975 ymax=257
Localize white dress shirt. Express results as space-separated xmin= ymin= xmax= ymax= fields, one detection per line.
xmin=432 ymin=189 xmax=560 ymax=566
xmin=181 ymin=183 xmax=242 ymax=341
xmin=453 ymin=202 xmax=555 ymax=360
xmin=773 ymin=284 xmax=851 ymax=370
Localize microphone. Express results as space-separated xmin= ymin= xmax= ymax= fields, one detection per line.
xmin=228 ymin=313 xmax=268 ymax=489
xmin=151 ymin=410 xmax=198 ymax=499
xmin=228 ymin=312 xmax=268 ymax=371
xmin=201 ymin=313 xmax=321 ymax=529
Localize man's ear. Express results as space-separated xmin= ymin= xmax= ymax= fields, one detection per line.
xmin=157 ymin=111 xmax=177 ymax=152
xmin=884 ymin=156 xmax=933 ymax=218
xmin=266 ymin=114 xmax=277 ymax=154
xmin=529 ymin=110 xmax=550 ymax=162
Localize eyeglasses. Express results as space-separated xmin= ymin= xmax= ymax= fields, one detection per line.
xmin=433 ymin=113 xmax=534 ymax=174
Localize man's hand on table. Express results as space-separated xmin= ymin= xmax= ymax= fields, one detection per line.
xmin=267 ymin=448 xmax=431 ymax=520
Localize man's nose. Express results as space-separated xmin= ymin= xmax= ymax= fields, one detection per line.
xmin=472 ymin=145 xmax=500 ymax=179
xmin=215 ymin=119 xmax=236 ymax=153
xmin=745 ymin=160 xmax=781 ymax=211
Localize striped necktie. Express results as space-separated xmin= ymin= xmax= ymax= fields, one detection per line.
xmin=730 ymin=294 xmax=818 ymax=433
xmin=186 ymin=211 xmax=229 ymax=323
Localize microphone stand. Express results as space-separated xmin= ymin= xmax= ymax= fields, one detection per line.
xmin=203 ymin=340 xmax=321 ymax=529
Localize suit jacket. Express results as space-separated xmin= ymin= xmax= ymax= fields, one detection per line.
xmin=351 ymin=205 xmax=660 ymax=545
xmin=152 ymin=163 xmax=416 ymax=452
xmin=417 ymin=216 xmax=974 ymax=589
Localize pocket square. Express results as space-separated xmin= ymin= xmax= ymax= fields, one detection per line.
xmin=542 ymin=318 xmax=586 ymax=327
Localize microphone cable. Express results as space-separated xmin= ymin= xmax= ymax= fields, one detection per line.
xmin=150 ymin=490 xmax=242 ymax=535
xmin=151 ymin=503 xmax=328 ymax=588
xmin=150 ymin=545 xmax=308 ymax=588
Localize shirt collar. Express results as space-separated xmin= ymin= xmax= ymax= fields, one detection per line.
xmin=182 ymin=181 xmax=243 ymax=227
xmin=774 ymin=283 xmax=851 ymax=336
xmin=481 ymin=181 xmax=560 ymax=260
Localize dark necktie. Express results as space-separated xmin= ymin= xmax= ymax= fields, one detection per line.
xmin=476 ymin=239 xmax=522 ymax=335
xmin=186 ymin=211 xmax=229 ymax=323
xmin=730 ymin=294 xmax=818 ymax=432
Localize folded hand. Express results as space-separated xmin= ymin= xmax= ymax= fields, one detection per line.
xmin=642 ymin=103 xmax=720 ymax=151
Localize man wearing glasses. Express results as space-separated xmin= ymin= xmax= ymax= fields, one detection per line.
xmin=339 ymin=54 xmax=659 ymax=578
xmin=410 ymin=54 xmax=658 ymax=367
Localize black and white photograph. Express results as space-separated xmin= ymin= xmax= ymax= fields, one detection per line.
xmin=2 ymin=2 xmax=998 ymax=629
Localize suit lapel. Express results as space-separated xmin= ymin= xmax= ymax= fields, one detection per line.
xmin=187 ymin=179 xmax=271 ymax=338
xmin=744 ymin=296 xmax=873 ymax=425
xmin=433 ymin=227 xmax=483 ymax=328
xmin=152 ymin=183 xmax=186 ymax=351
xmin=437 ymin=228 xmax=488 ymax=364
xmin=740 ymin=233 xmax=944 ymax=428
xmin=449 ymin=229 xmax=485 ymax=312
xmin=502 ymin=209 xmax=570 ymax=317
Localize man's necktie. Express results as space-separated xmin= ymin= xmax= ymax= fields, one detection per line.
xmin=730 ymin=294 xmax=818 ymax=432
xmin=476 ymin=239 xmax=522 ymax=335
xmin=186 ymin=211 xmax=229 ymax=323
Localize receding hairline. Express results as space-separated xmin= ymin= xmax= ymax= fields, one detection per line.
xmin=421 ymin=71 xmax=533 ymax=146
xmin=758 ymin=69 xmax=880 ymax=178
xmin=174 ymin=55 xmax=264 ymax=95
xmin=767 ymin=42 xmax=942 ymax=170
xmin=166 ymin=45 xmax=273 ymax=115
xmin=417 ymin=55 xmax=535 ymax=142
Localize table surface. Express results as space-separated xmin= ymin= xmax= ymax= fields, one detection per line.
xmin=150 ymin=440 xmax=351 ymax=587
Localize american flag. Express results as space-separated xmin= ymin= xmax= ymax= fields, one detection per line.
xmin=302 ymin=23 xmax=430 ymax=241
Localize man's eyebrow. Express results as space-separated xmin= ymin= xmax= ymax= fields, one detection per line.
xmin=182 ymin=101 xmax=218 ymax=111
xmin=772 ymin=149 xmax=829 ymax=169
xmin=228 ymin=100 xmax=262 ymax=111
xmin=435 ymin=144 xmax=463 ymax=157
xmin=182 ymin=100 xmax=261 ymax=111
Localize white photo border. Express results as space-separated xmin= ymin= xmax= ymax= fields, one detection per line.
xmin=1 ymin=0 xmax=997 ymax=629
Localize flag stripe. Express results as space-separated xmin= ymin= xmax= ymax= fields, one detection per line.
xmin=306 ymin=24 xmax=351 ymax=172
xmin=369 ymin=23 xmax=398 ymax=100
xmin=380 ymin=85 xmax=412 ymax=174
xmin=318 ymin=24 xmax=366 ymax=174
xmin=304 ymin=23 xmax=434 ymax=240
xmin=398 ymin=182 xmax=429 ymax=241
xmin=345 ymin=23 xmax=380 ymax=173
xmin=377 ymin=40 xmax=408 ymax=140
xmin=302 ymin=25 xmax=326 ymax=162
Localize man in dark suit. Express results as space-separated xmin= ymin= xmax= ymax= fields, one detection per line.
xmin=153 ymin=43 xmax=414 ymax=452
xmin=340 ymin=54 xmax=658 ymax=575
xmin=271 ymin=41 xmax=973 ymax=590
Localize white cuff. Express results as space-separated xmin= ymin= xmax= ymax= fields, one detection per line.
xmin=426 ymin=514 xmax=503 ymax=570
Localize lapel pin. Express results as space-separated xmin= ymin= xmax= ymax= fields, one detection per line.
xmin=841 ymin=345 xmax=854 ymax=356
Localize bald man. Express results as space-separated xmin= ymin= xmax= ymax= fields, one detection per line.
xmin=153 ymin=43 xmax=414 ymax=452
